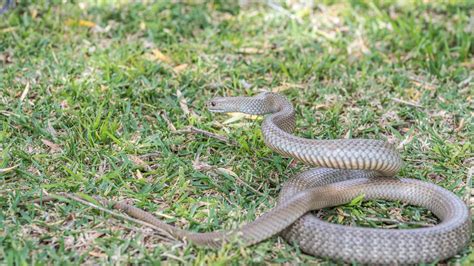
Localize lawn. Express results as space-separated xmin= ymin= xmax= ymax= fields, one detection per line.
xmin=0 ymin=0 xmax=473 ymax=264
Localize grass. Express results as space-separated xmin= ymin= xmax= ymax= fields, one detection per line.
xmin=0 ymin=0 xmax=473 ymax=264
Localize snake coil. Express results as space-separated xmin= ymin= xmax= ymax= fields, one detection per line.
xmin=110 ymin=92 xmax=471 ymax=264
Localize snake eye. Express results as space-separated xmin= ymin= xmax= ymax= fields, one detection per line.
xmin=210 ymin=101 xmax=216 ymax=107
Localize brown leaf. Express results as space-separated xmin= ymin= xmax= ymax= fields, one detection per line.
xmin=192 ymin=159 xmax=213 ymax=171
xmin=151 ymin=49 xmax=173 ymax=64
xmin=215 ymin=167 xmax=238 ymax=177
xmin=173 ymin=64 xmax=188 ymax=74
xmin=30 ymin=9 xmax=38 ymax=19
xmin=272 ymin=82 xmax=306 ymax=92
xmin=41 ymin=139 xmax=62 ymax=153
xmin=89 ymin=251 xmax=107 ymax=258
xmin=0 ymin=51 xmax=13 ymax=63
xmin=460 ymin=59 xmax=474 ymax=69
xmin=135 ymin=170 xmax=144 ymax=179
xmin=60 ymin=100 xmax=69 ymax=109
xmin=237 ymin=47 xmax=264 ymax=54
xmin=128 ymin=155 xmax=151 ymax=171
xmin=347 ymin=31 xmax=370 ymax=59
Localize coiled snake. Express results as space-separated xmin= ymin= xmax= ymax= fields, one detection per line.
xmin=35 ymin=92 xmax=471 ymax=264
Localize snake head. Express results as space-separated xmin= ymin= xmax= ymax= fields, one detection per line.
xmin=207 ymin=97 xmax=236 ymax=113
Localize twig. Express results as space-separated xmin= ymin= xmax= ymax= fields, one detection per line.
xmin=176 ymin=89 xmax=190 ymax=116
xmin=193 ymin=156 xmax=265 ymax=198
xmin=160 ymin=111 xmax=176 ymax=132
xmin=391 ymin=97 xmax=423 ymax=108
xmin=0 ymin=164 xmax=19 ymax=173
xmin=215 ymin=168 xmax=267 ymax=198
xmin=20 ymin=82 xmax=30 ymax=102
xmin=176 ymin=126 xmax=237 ymax=145
xmin=364 ymin=216 xmax=435 ymax=227
xmin=28 ymin=192 xmax=176 ymax=242
xmin=339 ymin=212 xmax=436 ymax=227
xmin=138 ymin=152 xmax=161 ymax=159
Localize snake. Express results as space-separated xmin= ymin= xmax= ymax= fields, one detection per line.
xmin=32 ymin=92 xmax=471 ymax=264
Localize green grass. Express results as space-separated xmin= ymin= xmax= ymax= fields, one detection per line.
xmin=1 ymin=0 xmax=473 ymax=264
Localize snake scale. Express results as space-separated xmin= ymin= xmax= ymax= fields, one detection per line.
xmin=35 ymin=92 xmax=471 ymax=264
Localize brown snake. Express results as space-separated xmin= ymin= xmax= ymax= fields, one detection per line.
xmin=34 ymin=92 xmax=470 ymax=264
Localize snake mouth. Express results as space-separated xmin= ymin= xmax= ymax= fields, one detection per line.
xmin=208 ymin=109 xmax=225 ymax=113
xmin=206 ymin=100 xmax=226 ymax=112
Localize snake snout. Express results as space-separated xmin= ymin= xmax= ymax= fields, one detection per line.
xmin=206 ymin=98 xmax=227 ymax=112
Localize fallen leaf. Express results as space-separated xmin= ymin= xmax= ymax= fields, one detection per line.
xmin=60 ymin=100 xmax=69 ymax=109
xmin=192 ymin=160 xmax=213 ymax=171
xmin=1 ymin=27 xmax=16 ymax=33
xmin=89 ymin=251 xmax=107 ymax=258
xmin=176 ymin=89 xmax=190 ymax=115
xmin=223 ymin=113 xmax=259 ymax=124
xmin=288 ymin=159 xmax=299 ymax=168
xmin=31 ymin=9 xmax=38 ymax=19
xmin=128 ymin=155 xmax=150 ymax=171
xmin=65 ymin=19 xmax=97 ymax=28
xmin=78 ymin=20 xmax=96 ymax=27
xmin=140 ymin=21 xmax=146 ymax=31
xmin=237 ymin=47 xmax=264 ymax=54
xmin=20 ymin=83 xmax=30 ymax=102
xmin=41 ymin=139 xmax=62 ymax=153
xmin=461 ymin=59 xmax=474 ymax=69
xmin=407 ymin=88 xmax=421 ymax=102
xmin=312 ymin=103 xmax=331 ymax=110
xmin=427 ymin=173 xmax=444 ymax=183
xmin=151 ymin=49 xmax=173 ymax=64
xmin=455 ymin=118 xmax=465 ymax=132
xmin=46 ymin=121 xmax=58 ymax=138
xmin=173 ymin=64 xmax=188 ymax=73
xmin=0 ymin=51 xmax=13 ymax=64
xmin=216 ymin=167 xmax=238 ymax=177
xmin=272 ymin=82 xmax=306 ymax=92
xmin=347 ymin=33 xmax=370 ymax=59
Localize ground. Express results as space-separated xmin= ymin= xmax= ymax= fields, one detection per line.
xmin=0 ymin=0 xmax=473 ymax=264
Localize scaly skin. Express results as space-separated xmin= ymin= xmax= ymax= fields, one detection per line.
xmin=203 ymin=92 xmax=471 ymax=264
xmin=34 ymin=92 xmax=471 ymax=264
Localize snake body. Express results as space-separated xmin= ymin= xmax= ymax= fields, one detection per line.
xmin=112 ymin=92 xmax=470 ymax=264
